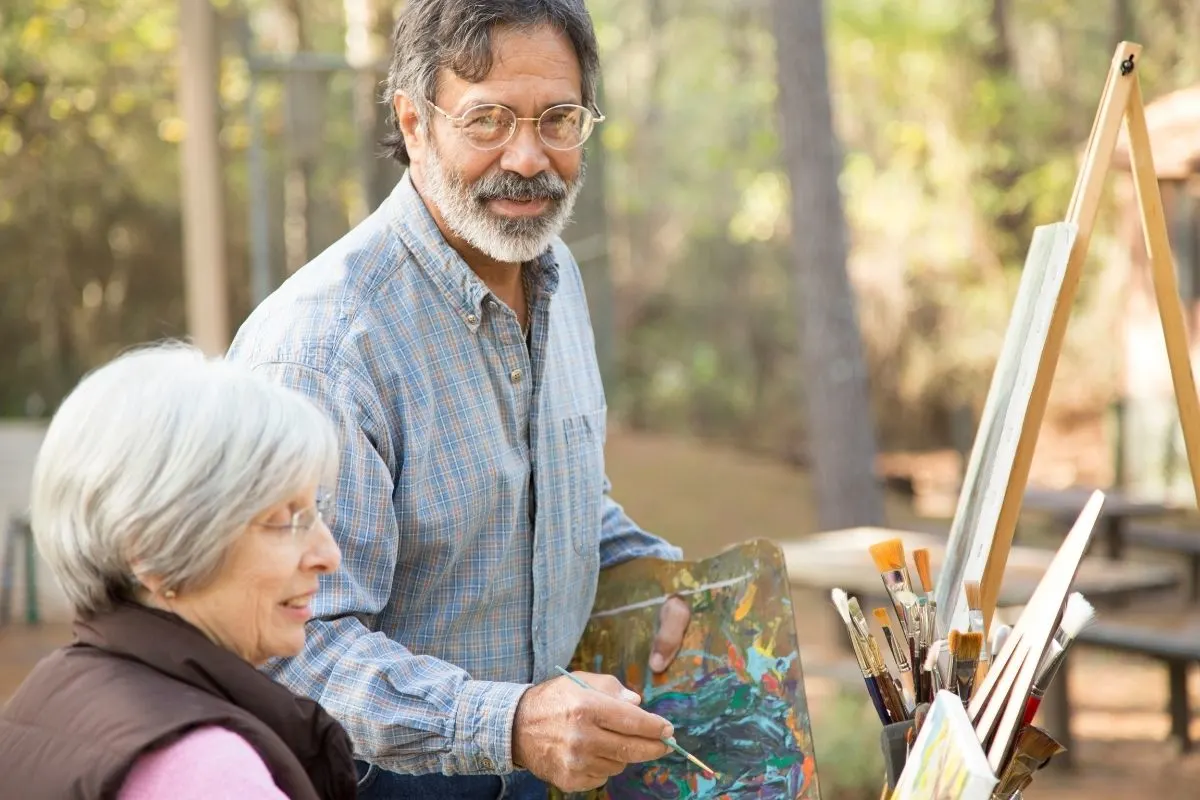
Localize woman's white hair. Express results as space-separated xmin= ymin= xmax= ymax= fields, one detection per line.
xmin=29 ymin=340 xmax=340 ymax=617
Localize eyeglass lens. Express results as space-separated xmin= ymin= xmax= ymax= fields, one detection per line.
xmin=458 ymin=104 xmax=595 ymax=150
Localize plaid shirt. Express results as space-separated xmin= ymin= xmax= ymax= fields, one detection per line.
xmin=226 ymin=172 xmax=680 ymax=776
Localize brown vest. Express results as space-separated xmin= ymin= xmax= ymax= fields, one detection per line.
xmin=0 ymin=603 xmax=357 ymax=799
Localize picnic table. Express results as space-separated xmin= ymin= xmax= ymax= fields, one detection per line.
xmin=780 ymin=526 xmax=1181 ymax=610
xmin=1020 ymin=485 xmax=1183 ymax=560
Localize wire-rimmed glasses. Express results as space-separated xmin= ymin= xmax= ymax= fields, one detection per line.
xmin=426 ymin=101 xmax=605 ymax=151
xmin=255 ymin=490 xmax=332 ymax=538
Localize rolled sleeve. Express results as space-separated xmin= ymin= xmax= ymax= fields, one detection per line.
xmin=448 ymin=681 xmax=531 ymax=774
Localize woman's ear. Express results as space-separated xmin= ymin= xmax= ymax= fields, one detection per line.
xmin=129 ymin=561 xmax=167 ymax=598
xmin=395 ymin=92 xmax=427 ymax=162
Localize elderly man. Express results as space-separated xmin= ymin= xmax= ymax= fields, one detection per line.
xmin=226 ymin=0 xmax=690 ymax=797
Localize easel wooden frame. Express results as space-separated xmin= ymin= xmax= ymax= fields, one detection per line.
xmin=978 ymin=41 xmax=1200 ymax=632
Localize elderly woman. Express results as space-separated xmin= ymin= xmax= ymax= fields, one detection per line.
xmin=0 ymin=343 xmax=357 ymax=799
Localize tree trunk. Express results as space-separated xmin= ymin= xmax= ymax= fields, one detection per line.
xmin=771 ymin=0 xmax=885 ymax=530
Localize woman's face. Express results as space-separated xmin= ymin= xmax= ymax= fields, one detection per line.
xmin=163 ymin=483 xmax=342 ymax=665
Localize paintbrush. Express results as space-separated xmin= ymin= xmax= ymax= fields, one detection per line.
xmin=1022 ymin=592 xmax=1097 ymax=726
xmin=963 ymin=580 xmax=986 ymax=663
xmin=943 ymin=630 xmax=983 ymax=705
xmin=553 ymin=666 xmax=720 ymax=779
xmin=893 ymin=590 xmax=923 ymax=702
xmin=912 ymin=548 xmax=937 ymax=638
xmin=873 ymin=607 xmax=915 ymax=710
xmin=922 ymin=640 xmax=945 ymax=701
xmin=848 ymin=597 xmax=909 ymax=722
xmin=869 ymin=538 xmax=917 ymax=636
xmin=990 ymin=623 xmax=1012 ymax=662
xmin=992 ymin=725 xmax=1066 ymax=798
xmin=833 ymin=589 xmax=892 ymax=725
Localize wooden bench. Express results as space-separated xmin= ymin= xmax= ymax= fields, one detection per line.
xmin=1121 ymin=523 xmax=1200 ymax=601
xmin=1049 ymin=621 xmax=1200 ymax=761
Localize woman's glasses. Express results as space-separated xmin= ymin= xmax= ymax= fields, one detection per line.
xmin=255 ymin=490 xmax=332 ymax=537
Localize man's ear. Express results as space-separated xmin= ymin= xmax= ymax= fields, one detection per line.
xmin=395 ymin=92 xmax=426 ymax=161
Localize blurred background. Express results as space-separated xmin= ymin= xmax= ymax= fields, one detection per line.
xmin=5 ymin=1 xmax=1200 ymax=797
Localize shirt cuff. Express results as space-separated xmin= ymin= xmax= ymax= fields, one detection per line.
xmin=445 ymin=680 xmax=531 ymax=775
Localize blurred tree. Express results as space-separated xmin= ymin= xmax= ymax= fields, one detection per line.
xmin=771 ymin=0 xmax=885 ymax=528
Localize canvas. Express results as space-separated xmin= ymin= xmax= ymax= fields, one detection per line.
xmin=892 ymin=691 xmax=996 ymax=800
xmin=552 ymin=539 xmax=819 ymax=799
xmin=935 ymin=222 xmax=1079 ymax=635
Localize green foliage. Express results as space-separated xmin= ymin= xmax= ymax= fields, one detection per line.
xmin=811 ymin=689 xmax=887 ymax=800
xmin=1 ymin=0 xmax=1195 ymax=454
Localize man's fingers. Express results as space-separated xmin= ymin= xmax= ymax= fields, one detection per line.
xmin=591 ymin=694 xmax=674 ymax=741
xmin=649 ymin=596 xmax=691 ymax=672
xmin=570 ymin=672 xmax=642 ymax=705
xmin=585 ymin=726 xmax=673 ymax=765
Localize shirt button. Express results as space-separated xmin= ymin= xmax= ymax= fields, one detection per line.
xmin=480 ymin=757 xmax=495 ymax=771
xmin=466 ymin=313 xmax=478 ymax=324
xmin=510 ymin=368 xmax=523 ymax=383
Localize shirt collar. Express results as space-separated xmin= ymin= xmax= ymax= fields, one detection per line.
xmin=385 ymin=170 xmax=561 ymax=331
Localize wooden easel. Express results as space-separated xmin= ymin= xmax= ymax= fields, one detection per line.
xmin=978 ymin=41 xmax=1200 ymax=631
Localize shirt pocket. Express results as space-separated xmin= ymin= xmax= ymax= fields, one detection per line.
xmin=561 ymin=407 xmax=606 ymax=556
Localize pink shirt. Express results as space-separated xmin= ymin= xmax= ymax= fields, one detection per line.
xmin=119 ymin=726 xmax=288 ymax=799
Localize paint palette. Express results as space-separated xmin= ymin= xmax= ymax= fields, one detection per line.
xmin=552 ymin=538 xmax=819 ymax=799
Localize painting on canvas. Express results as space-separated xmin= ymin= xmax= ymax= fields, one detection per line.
xmin=552 ymin=539 xmax=819 ymax=799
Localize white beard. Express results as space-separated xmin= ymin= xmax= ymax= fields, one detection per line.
xmin=420 ymin=142 xmax=585 ymax=264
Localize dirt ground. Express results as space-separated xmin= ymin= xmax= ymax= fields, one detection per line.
xmin=3 ymin=425 xmax=1199 ymax=798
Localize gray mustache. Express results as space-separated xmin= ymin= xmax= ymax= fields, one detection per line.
xmin=473 ymin=172 xmax=568 ymax=203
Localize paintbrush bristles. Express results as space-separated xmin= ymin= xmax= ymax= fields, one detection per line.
xmin=1058 ymin=592 xmax=1096 ymax=641
xmin=872 ymin=607 xmax=891 ymax=627
xmin=913 ymin=548 xmax=934 ymax=593
xmin=954 ymin=631 xmax=984 ymax=662
xmin=963 ymin=580 xmax=982 ymax=612
xmin=868 ymin=538 xmax=907 ymax=573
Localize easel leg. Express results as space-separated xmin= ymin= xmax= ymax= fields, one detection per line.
xmin=1125 ymin=77 xmax=1200 ymax=511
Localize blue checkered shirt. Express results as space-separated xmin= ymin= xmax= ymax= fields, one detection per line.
xmin=225 ymin=172 xmax=681 ymax=776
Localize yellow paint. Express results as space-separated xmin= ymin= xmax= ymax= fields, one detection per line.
xmin=733 ymin=582 xmax=757 ymax=621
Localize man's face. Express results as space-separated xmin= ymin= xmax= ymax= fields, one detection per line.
xmin=398 ymin=24 xmax=588 ymax=264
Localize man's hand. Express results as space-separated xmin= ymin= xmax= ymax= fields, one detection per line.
xmin=511 ymin=672 xmax=673 ymax=792
xmin=648 ymin=596 xmax=691 ymax=673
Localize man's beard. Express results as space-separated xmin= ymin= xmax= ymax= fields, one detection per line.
xmin=421 ymin=140 xmax=585 ymax=264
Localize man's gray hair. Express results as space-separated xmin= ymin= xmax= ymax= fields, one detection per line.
xmin=29 ymin=341 xmax=340 ymax=617
xmin=380 ymin=0 xmax=602 ymax=166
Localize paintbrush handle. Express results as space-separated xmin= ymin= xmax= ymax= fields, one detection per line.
xmin=863 ymin=674 xmax=892 ymax=726
xmin=875 ymin=669 xmax=909 ymax=724
xmin=1021 ymin=693 xmax=1042 ymax=727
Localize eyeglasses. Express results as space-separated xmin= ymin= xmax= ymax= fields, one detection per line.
xmin=426 ymin=101 xmax=605 ymax=151
xmin=255 ymin=490 xmax=332 ymax=537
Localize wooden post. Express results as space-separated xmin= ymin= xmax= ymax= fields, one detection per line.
xmin=178 ymin=0 xmax=230 ymax=355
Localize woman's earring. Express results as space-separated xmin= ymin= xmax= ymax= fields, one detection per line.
xmin=163 ymin=590 xmax=176 ymax=599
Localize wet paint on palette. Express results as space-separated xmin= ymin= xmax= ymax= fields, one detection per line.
xmin=552 ymin=539 xmax=820 ymax=799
